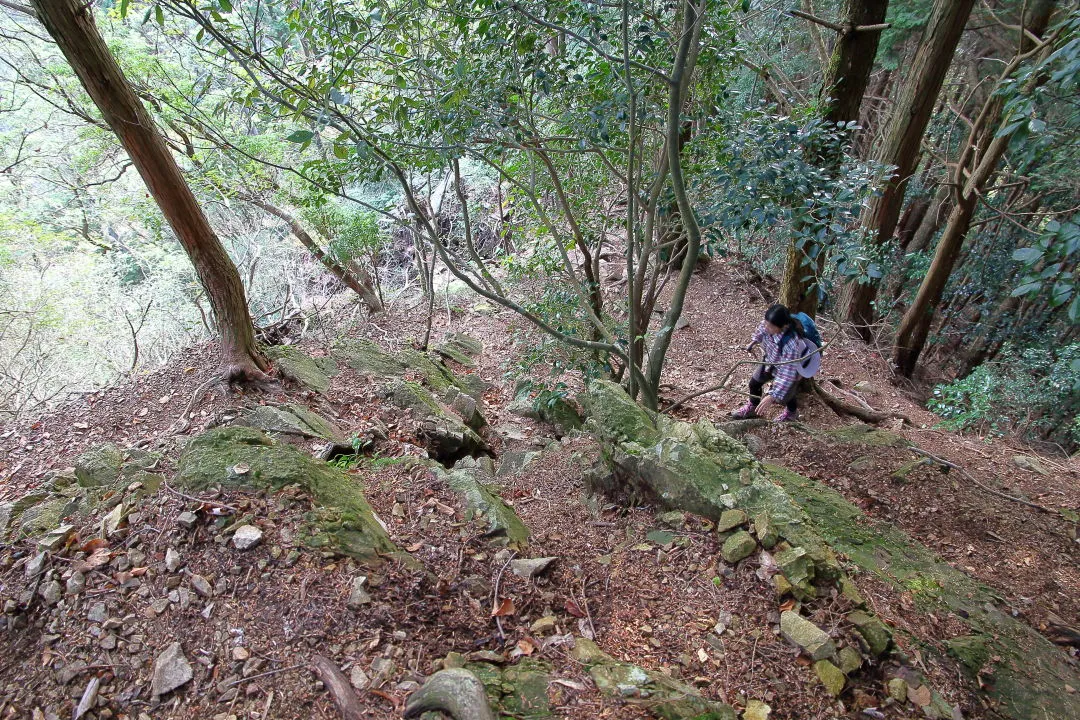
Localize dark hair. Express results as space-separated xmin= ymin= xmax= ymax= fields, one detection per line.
xmin=765 ymin=303 xmax=804 ymax=337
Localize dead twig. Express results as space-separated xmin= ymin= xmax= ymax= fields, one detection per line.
xmin=910 ymin=448 xmax=1058 ymax=515
xmin=161 ymin=481 xmax=239 ymax=513
xmin=491 ymin=550 xmax=517 ymax=640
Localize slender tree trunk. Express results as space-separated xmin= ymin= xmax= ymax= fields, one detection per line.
xmin=846 ymin=0 xmax=976 ymax=340
xmin=246 ymin=198 xmax=383 ymax=314
xmin=30 ymin=0 xmax=267 ymax=380
xmin=779 ymin=0 xmax=889 ymax=317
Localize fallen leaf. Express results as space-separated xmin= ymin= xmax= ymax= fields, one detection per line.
xmin=908 ymin=684 xmax=932 ymax=706
xmin=130 ymin=566 xmax=148 ymax=577
xmin=80 ymin=538 xmax=109 ymax=554
xmin=550 ymin=678 xmax=586 ymax=691
xmin=516 ymin=638 xmax=536 ymax=656
xmin=564 ymin=600 xmax=585 ymax=618
xmin=779 ymin=598 xmax=796 ymax=613
xmin=231 ymin=463 xmax=250 ymax=475
xmin=405 ymin=542 xmax=424 ymax=552
xmin=491 ymin=597 xmax=515 ymax=617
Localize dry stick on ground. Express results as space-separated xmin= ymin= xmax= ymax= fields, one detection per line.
xmin=662 ymin=342 xmax=832 ymax=414
xmin=161 ymin=480 xmax=239 ymax=513
xmin=909 ymin=447 xmax=1058 ymax=515
xmin=311 ymin=655 xmax=364 ymax=720
xmin=165 ymin=373 xmax=223 ymax=435
xmin=491 ymin=550 xmax=516 ymax=640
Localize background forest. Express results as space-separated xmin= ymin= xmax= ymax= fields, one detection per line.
xmin=0 ymin=0 xmax=1078 ymax=450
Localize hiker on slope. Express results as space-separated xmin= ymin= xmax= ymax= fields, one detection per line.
xmin=729 ymin=303 xmax=822 ymax=423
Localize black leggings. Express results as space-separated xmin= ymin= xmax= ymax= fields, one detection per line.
xmin=749 ymin=366 xmax=798 ymax=412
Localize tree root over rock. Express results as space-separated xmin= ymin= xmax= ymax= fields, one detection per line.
xmin=812 ymin=378 xmax=911 ymax=425
xmin=403 ymin=668 xmax=497 ymax=720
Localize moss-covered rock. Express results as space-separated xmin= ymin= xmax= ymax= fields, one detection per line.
xmin=440 ymin=468 xmax=529 ymax=546
xmin=334 ymin=338 xmax=407 ymax=378
xmin=263 ymin=345 xmax=338 ymax=393
xmin=436 ymin=332 xmax=483 ymax=367
xmin=385 ymin=380 xmax=487 ymax=461
xmin=74 ymin=444 xmax=125 ymax=487
xmin=176 ymin=427 xmax=396 ymax=562
xmin=572 ymin=638 xmax=736 ymax=719
xmin=721 ymin=531 xmax=757 ymax=563
xmin=240 ymin=404 xmax=344 ymax=441
xmin=848 ymin=610 xmax=892 ymax=658
xmin=948 ymin=634 xmax=992 ymax=675
xmin=581 ymin=380 xmax=662 ymax=446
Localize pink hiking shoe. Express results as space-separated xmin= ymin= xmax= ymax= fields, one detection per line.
xmin=729 ymin=402 xmax=758 ymax=419
xmin=774 ymin=408 xmax=799 ymax=423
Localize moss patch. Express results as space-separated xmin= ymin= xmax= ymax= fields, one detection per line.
xmin=176 ymin=427 xmax=396 ymax=563
xmin=263 ymin=345 xmax=338 ymax=393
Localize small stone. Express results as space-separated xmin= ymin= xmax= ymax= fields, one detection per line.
xmin=25 ymin=552 xmax=48 ymax=578
xmin=284 ymin=550 xmax=301 ymax=567
xmin=231 ymin=525 xmax=263 ymax=551
xmin=87 ymin=602 xmax=108 ymax=623
xmin=716 ymin=509 xmax=747 ymax=533
xmin=780 ymin=610 xmax=836 ymax=661
xmin=40 ymin=580 xmax=62 ymax=606
xmin=1012 ymin=455 xmax=1049 ymax=476
xmin=813 ymin=659 xmax=845 ymax=696
xmin=720 ymin=530 xmax=757 ymax=563
xmin=346 ymin=577 xmax=371 ymax=610
xmin=38 ymin=524 xmax=75 ymax=551
xmin=848 ymin=610 xmax=891 ymax=657
xmin=887 ymin=677 xmax=908 ymax=702
xmin=150 ymin=598 xmax=171 ymax=616
xmin=369 ymin=658 xmax=395 ymax=688
xmin=242 ymin=657 xmax=265 ymax=677
xmin=510 ymin=557 xmax=558 ymax=580
xmin=152 ymin=642 xmax=193 ymax=696
xmin=232 ymin=647 xmax=250 ymax=661
xmin=349 ymin=665 xmax=370 ymax=691
xmin=655 ymin=510 xmax=686 ymax=528
xmin=838 ymin=646 xmax=862 ymax=675
xmin=165 ymin=548 xmax=183 ymax=572
xmin=744 ymin=699 xmax=771 ymax=720
xmin=99 ymin=633 xmax=119 ymax=650
xmin=65 ymin=571 xmax=86 ymax=596
xmin=753 ymin=511 xmax=779 ymax=549
xmin=190 ymin=574 xmax=214 ymax=598
xmin=177 ymin=512 xmax=198 ymax=529
xmin=530 ymin=616 xmax=557 ymax=634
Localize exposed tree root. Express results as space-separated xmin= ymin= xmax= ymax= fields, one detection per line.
xmin=311 ymin=655 xmax=364 ymax=720
xmin=403 ymin=668 xmax=496 ymax=720
xmin=811 ymin=378 xmax=911 ymax=425
xmin=910 ymin=447 xmax=1059 ymax=516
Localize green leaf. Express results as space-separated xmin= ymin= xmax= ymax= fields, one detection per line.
xmin=1012 ymin=246 xmax=1044 ymax=264
xmin=1010 ymin=281 xmax=1042 ymax=297
xmin=286 ymin=130 xmax=315 ymax=143
xmin=219 ymin=0 xmax=233 ymax=11
xmin=119 ymin=0 xmax=130 ymax=18
xmin=154 ymin=5 xmax=164 ymax=26
xmin=1071 ymin=295 xmax=1080 ymax=323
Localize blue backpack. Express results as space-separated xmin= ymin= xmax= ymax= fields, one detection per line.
xmin=780 ymin=312 xmax=824 ymax=378
xmin=792 ymin=312 xmax=823 ymax=349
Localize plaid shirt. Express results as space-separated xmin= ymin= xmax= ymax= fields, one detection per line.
xmin=752 ymin=322 xmax=803 ymax=401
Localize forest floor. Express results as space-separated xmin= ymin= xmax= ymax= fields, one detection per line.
xmin=0 ymin=258 xmax=1077 ymax=720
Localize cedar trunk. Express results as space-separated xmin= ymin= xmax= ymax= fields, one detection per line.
xmin=778 ymin=0 xmax=889 ymax=317
xmin=845 ymin=0 xmax=976 ymax=339
xmin=30 ymin=0 xmax=267 ymax=379
xmin=892 ymin=1 xmax=1056 ymax=375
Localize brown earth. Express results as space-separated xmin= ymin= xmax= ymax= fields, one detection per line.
xmin=0 ymin=258 xmax=1076 ymax=720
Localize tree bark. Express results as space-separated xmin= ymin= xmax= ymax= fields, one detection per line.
xmin=845 ymin=0 xmax=976 ymax=340
xmin=892 ymin=2 xmax=1057 ymax=375
xmin=30 ymin=0 xmax=267 ymax=380
xmin=245 ymin=197 xmax=383 ymax=314
xmin=779 ymin=0 xmax=889 ymax=317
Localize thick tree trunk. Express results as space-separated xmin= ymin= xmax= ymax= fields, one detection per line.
xmin=779 ymin=0 xmax=889 ymax=317
xmin=247 ymin=198 xmax=384 ymax=314
xmin=30 ymin=0 xmax=267 ymax=380
xmin=845 ymin=0 xmax=976 ymax=340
